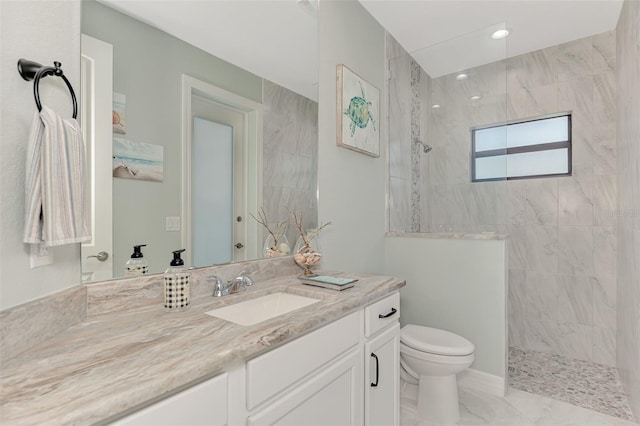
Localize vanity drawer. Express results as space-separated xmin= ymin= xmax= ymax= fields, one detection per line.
xmin=246 ymin=311 xmax=359 ymax=410
xmin=364 ymin=292 xmax=400 ymax=337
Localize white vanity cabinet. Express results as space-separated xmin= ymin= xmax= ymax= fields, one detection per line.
xmin=110 ymin=291 xmax=400 ymax=426
xmin=246 ymin=312 xmax=362 ymax=425
xmin=112 ymin=372 xmax=229 ymax=426
xmin=364 ymin=293 xmax=401 ymax=426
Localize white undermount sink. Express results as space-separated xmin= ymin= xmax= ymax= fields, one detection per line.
xmin=205 ymin=292 xmax=320 ymax=326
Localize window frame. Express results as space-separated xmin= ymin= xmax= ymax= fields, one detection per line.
xmin=471 ymin=112 xmax=572 ymax=182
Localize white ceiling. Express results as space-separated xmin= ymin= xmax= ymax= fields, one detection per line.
xmin=360 ymin=0 xmax=624 ymax=78
xmin=99 ymin=0 xmax=623 ymax=99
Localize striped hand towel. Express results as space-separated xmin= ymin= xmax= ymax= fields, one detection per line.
xmin=24 ymin=105 xmax=91 ymax=246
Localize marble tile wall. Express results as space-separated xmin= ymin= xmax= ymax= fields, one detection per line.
xmin=615 ymin=0 xmax=640 ymax=418
xmin=262 ymin=80 xmax=318 ymax=246
xmin=424 ymin=60 xmax=509 ymax=233
xmin=387 ymin=33 xmax=431 ymax=232
xmin=502 ymin=32 xmax=619 ymax=367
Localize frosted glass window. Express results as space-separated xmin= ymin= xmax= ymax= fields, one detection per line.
xmin=193 ymin=117 xmax=233 ymax=267
xmin=472 ymin=113 xmax=571 ymax=181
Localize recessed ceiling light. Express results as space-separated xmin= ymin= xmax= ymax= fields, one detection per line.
xmin=471 ymin=95 xmax=481 ymax=100
xmin=456 ymin=73 xmax=468 ymax=80
xmin=491 ymin=29 xmax=510 ymax=40
xmin=432 ymin=104 xmax=441 ymax=109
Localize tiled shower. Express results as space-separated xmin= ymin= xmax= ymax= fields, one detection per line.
xmin=387 ymin=1 xmax=639 ymax=420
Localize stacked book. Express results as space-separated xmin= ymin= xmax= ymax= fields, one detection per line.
xmin=298 ymin=275 xmax=358 ymax=291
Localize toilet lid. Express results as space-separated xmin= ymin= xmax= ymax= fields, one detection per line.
xmin=401 ymin=324 xmax=474 ymax=356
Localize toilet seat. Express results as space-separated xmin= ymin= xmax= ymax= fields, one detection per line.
xmin=401 ymin=324 xmax=474 ymax=356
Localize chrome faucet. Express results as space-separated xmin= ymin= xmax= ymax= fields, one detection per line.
xmin=210 ymin=271 xmax=254 ymax=297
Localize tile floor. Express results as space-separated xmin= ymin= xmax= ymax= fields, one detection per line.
xmin=509 ymin=347 xmax=635 ymax=421
xmin=400 ymin=383 xmax=639 ymax=426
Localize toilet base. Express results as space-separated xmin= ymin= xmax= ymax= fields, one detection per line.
xmin=417 ymin=374 xmax=460 ymax=424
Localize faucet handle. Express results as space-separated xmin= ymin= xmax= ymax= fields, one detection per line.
xmin=238 ymin=271 xmax=254 ymax=287
xmin=208 ymin=275 xmax=227 ymax=297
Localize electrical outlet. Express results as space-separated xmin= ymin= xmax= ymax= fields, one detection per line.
xmin=30 ymin=244 xmax=53 ymax=268
xmin=166 ymin=216 xmax=181 ymax=231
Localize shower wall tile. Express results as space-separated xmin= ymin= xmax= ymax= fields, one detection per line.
xmin=508 ymin=180 xmax=527 ymax=226
xmin=524 ymin=48 xmax=557 ymax=88
xmin=592 ymin=30 xmax=616 ymax=73
xmin=428 ymin=146 xmax=447 ymax=186
xmin=616 ymin=2 xmax=640 ymax=413
xmin=556 ymin=322 xmax=593 ymax=362
xmin=595 ymin=174 xmax=618 ymax=225
xmin=525 ymin=83 xmax=559 ymax=116
xmin=507 ymin=87 xmax=528 ymax=121
xmin=508 ymin=225 xmax=528 ymax=270
xmin=506 ymin=55 xmax=527 ymax=92
xmin=593 ymin=325 xmax=616 ymax=366
xmin=558 ymin=76 xmax=594 ymax=123
xmin=571 ymin=116 xmax=596 ymax=176
xmin=526 ymin=179 xmax=559 ymax=225
xmin=593 ymin=71 xmax=617 ymax=126
xmin=262 ymin=79 xmax=318 ymax=241
xmin=592 ymin=274 xmax=617 ymax=331
xmin=388 ymin=52 xmax=412 ymax=181
xmin=559 ymin=175 xmax=594 ymax=226
xmin=526 ymin=225 xmax=558 ymax=272
xmin=389 ymin=176 xmax=411 ymax=232
xmin=556 ymin=37 xmax=593 ymax=82
xmin=525 ymin=271 xmax=558 ymax=321
xmin=558 ymin=226 xmax=594 ymax=275
xmin=593 ymin=226 xmax=617 ymax=277
xmin=445 ymin=143 xmax=470 ymax=184
xmin=557 ymin=274 xmax=593 ymax=325
xmin=525 ymin=318 xmax=559 ymax=353
xmin=592 ymin=122 xmax=617 ymax=175
xmin=508 ymin=269 xmax=527 ymax=348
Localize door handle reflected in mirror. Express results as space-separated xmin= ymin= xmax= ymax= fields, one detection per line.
xmin=234 ymin=243 xmax=244 ymax=249
xmin=87 ymin=251 xmax=109 ymax=262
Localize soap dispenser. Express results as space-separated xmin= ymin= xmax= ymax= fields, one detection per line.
xmin=125 ymin=244 xmax=149 ymax=276
xmin=164 ymin=249 xmax=190 ymax=311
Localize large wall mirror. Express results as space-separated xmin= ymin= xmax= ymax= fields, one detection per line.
xmin=80 ymin=0 xmax=318 ymax=282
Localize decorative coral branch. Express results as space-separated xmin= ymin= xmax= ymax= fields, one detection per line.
xmin=250 ymin=207 xmax=287 ymax=250
xmin=288 ymin=208 xmax=331 ymax=253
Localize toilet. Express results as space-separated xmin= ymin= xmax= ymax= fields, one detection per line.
xmin=400 ymin=324 xmax=475 ymax=424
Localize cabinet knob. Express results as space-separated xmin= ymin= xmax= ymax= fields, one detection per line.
xmin=234 ymin=243 xmax=244 ymax=249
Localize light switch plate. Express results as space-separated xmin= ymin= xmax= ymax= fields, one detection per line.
xmin=166 ymin=216 xmax=181 ymax=231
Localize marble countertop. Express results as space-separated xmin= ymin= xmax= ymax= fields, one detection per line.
xmin=0 ymin=272 xmax=404 ymax=425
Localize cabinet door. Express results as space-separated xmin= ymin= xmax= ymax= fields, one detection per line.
xmin=365 ymin=323 xmax=400 ymax=426
xmin=112 ymin=373 xmax=228 ymax=426
xmin=248 ymin=347 xmax=362 ymax=426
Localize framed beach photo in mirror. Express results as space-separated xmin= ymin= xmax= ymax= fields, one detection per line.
xmin=336 ymin=64 xmax=380 ymax=157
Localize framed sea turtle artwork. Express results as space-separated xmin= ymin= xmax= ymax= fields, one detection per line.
xmin=337 ymin=64 xmax=380 ymax=157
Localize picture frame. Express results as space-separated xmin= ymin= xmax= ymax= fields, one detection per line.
xmin=113 ymin=138 xmax=164 ymax=182
xmin=336 ymin=64 xmax=380 ymax=157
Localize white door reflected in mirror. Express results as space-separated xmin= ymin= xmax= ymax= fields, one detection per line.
xmin=80 ymin=34 xmax=113 ymax=282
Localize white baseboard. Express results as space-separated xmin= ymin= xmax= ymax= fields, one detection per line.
xmin=457 ymin=368 xmax=505 ymax=397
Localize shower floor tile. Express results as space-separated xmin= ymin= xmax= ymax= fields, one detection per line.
xmin=509 ymin=346 xmax=636 ymax=422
